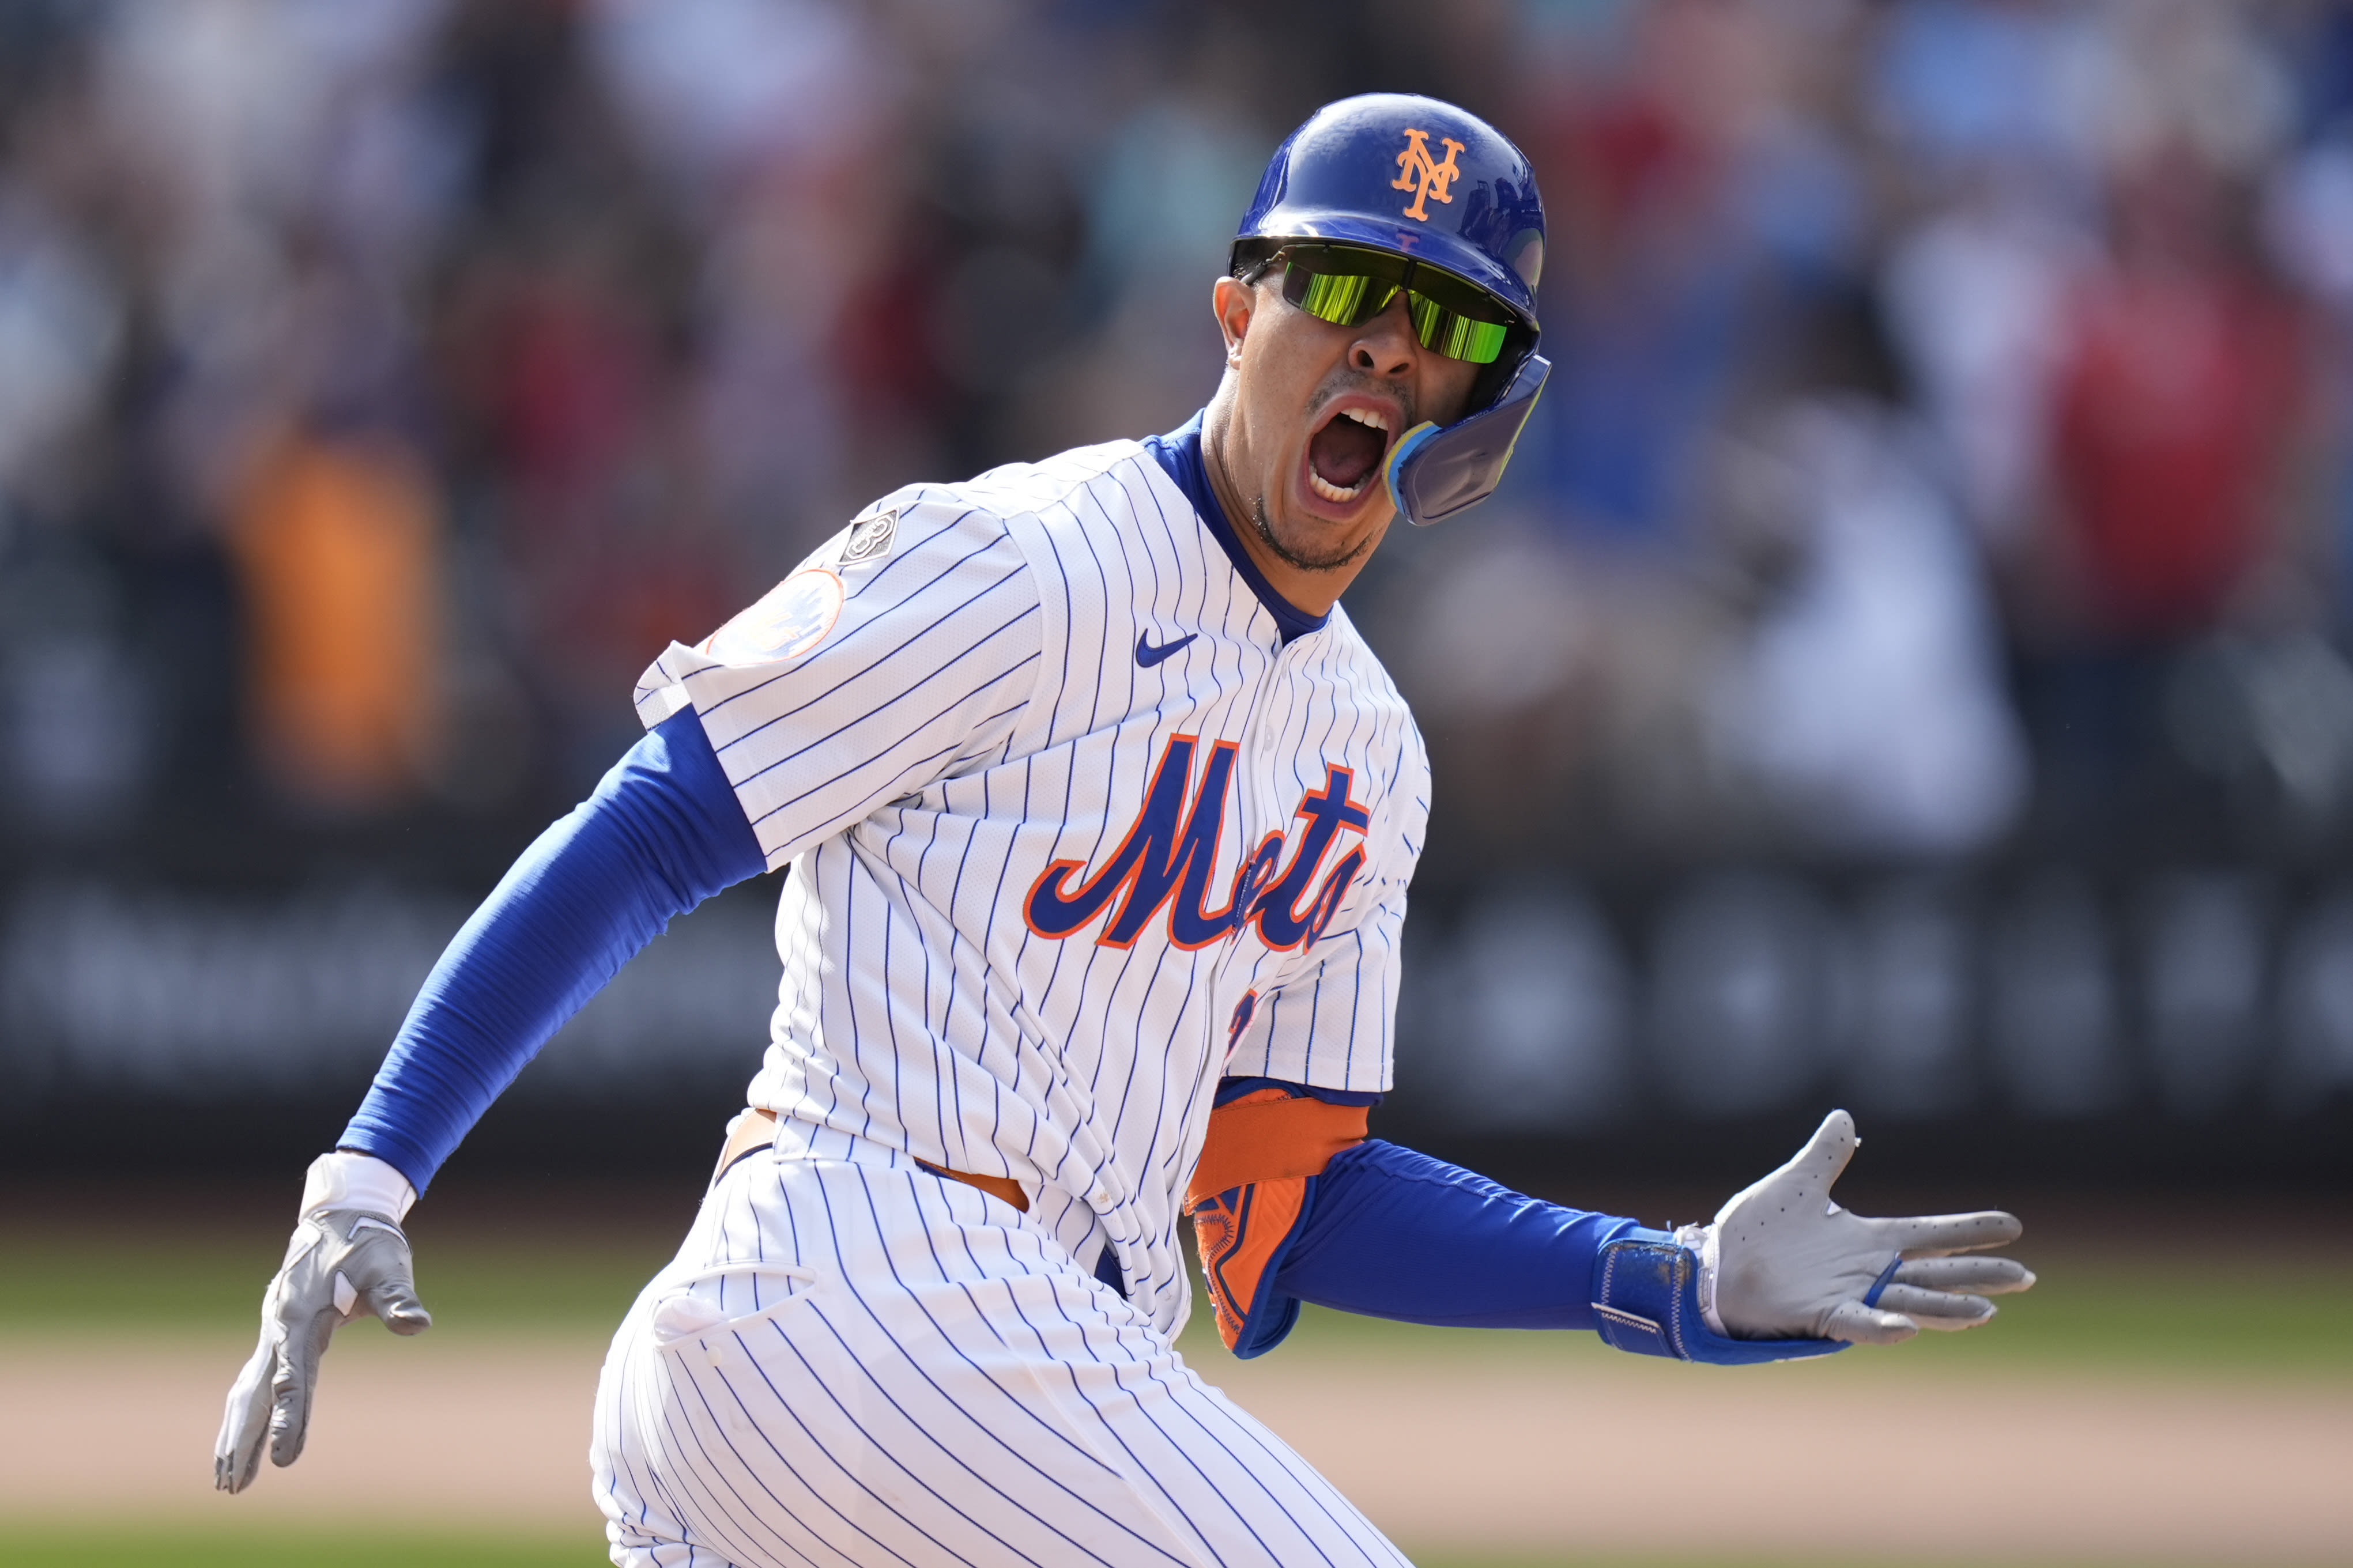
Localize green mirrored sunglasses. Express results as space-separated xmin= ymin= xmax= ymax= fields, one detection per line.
xmin=1272 ymin=244 xmax=1516 ymax=365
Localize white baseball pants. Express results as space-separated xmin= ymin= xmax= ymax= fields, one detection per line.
xmin=589 ymin=1152 xmax=1411 ymax=1568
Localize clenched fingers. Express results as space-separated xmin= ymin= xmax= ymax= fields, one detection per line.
xmin=357 ymin=1275 xmax=432 ymax=1335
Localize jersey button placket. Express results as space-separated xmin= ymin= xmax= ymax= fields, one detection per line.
xmin=1226 ymin=633 xmax=1291 ymax=988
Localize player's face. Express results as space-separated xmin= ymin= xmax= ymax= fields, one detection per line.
xmin=1205 ymin=269 xmax=1483 ymax=609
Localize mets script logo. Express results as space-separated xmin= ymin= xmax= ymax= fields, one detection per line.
xmin=1392 ymin=128 xmax=1466 ymax=222
xmin=1024 ymin=734 xmax=1370 ymax=953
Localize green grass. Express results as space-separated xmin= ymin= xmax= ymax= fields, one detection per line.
xmin=0 ymin=1221 xmax=676 ymax=1336
xmin=1215 ymin=1251 xmax=2353 ymax=1380
xmin=4 ymin=1209 xmax=2348 ymax=1379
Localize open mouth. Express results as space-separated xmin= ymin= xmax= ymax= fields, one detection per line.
xmin=1307 ymin=405 xmax=1392 ymax=504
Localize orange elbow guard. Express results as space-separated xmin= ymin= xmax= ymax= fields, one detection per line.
xmin=1185 ymin=1089 xmax=1369 ymax=1211
xmin=1186 ymin=1089 xmax=1369 ymax=1354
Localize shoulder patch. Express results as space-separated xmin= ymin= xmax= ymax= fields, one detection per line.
xmin=838 ymin=508 xmax=899 ymax=566
xmin=707 ymin=567 xmax=845 ymax=662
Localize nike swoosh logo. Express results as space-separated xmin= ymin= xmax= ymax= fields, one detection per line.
xmin=1136 ymin=631 xmax=1197 ymax=668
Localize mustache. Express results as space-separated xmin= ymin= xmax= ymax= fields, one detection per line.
xmin=1306 ymin=371 xmax=1412 ymax=428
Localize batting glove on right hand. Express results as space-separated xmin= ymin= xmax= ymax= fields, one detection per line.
xmin=215 ymin=1152 xmax=431 ymax=1494
xmin=1690 ymin=1109 xmax=2035 ymax=1344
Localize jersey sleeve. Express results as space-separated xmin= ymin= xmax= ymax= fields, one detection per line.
xmin=1223 ymin=739 xmax=1427 ymax=1095
xmin=634 ymin=493 xmax=1044 ymax=870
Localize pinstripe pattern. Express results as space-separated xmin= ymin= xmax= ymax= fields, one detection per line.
xmin=612 ymin=437 xmax=1428 ymax=1562
xmin=594 ymin=1155 xmax=1411 ymax=1568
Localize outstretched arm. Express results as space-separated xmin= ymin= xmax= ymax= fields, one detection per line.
xmin=216 ymin=710 xmax=764 ymax=1494
xmin=1189 ymin=1090 xmax=2033 ymax=1363
xmin=340 ymin=708 xmax=766 ymax=1193
xmin=220 ymin=496 xmax=1044 ymax=1494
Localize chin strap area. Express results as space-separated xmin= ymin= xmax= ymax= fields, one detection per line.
xmin=1383 ymin=351 xmax=1550 ymax=526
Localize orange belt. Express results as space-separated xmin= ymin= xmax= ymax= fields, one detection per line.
xmin=715 ymin=1108 xmax=1030 ymax=1213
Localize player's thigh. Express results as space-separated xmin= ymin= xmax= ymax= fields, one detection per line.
xmin=593 ymin=1157 xmax=1409 ymax=1568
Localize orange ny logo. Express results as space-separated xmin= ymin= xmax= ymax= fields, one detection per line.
xmin=1391 ymin=128 xmax=1465 ymax=222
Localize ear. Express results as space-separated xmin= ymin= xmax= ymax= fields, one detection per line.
xmin=1213 ymin=275 xmax=1255 ymax=367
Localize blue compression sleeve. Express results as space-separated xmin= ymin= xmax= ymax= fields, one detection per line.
xmin=1198 ymin=1099 xmax=1847 ymax=1364
xmin=1270 ymin=1140 xmax=1647 ymax=1332
xmin=339 ymin=710 xmax=765 ymax=1192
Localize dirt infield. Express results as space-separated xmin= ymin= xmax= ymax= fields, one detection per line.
xmin=1217 ymin=1350 xmax=2353 ymax=1561
xmin=6 ymin=1325 xmax=2346 ymax=1562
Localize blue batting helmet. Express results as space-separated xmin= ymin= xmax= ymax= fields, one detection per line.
xmin=1232 ymin=93 xmax=1551 ymax=526
xmin=1233 ymin=92 xmax=1545 ymax=331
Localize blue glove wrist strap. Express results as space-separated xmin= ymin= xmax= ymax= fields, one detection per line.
xmin=1591 ymin=1234 xmax=1849 ymax=1366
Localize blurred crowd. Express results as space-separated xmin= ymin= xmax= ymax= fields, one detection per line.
xmin=10 ymin=0 xmax=2353 ymax=1143
xmin=1386 ymin=0 xmax=2353 ymax=879
xmin=3 ymin=0 xmax=2352 ymax=881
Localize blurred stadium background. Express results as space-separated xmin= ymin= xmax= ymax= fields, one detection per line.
xmin=2 ymin=0 xmax=2351 ymax=1562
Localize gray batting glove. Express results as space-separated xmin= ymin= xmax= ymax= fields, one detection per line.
xmin=1682 ymin=1109 xmax=2035 ymax=1346
xmin=215 ymin=1153 xmax=430 ymax=1493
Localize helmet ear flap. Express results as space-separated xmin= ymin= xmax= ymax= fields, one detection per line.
xmin=1467 ymin=334 xmax=1537 ymax=414
xmin=1385 ymin=352 xmax=1550 ymax=526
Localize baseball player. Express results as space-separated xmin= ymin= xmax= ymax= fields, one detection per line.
xmin=217 ymin=95 xmax=2034 ymax=1567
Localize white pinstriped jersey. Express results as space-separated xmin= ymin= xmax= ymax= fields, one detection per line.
xmin=632 ymin=429 xmax=1430 ymax=1338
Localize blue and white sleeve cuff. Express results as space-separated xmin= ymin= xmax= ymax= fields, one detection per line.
xmin=1590 ymin=1230 xmax=1848 ymax=1366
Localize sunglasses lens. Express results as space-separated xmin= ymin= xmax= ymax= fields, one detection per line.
xmin=1408 ymin=294 xmax=1510 ymax=364
xmin=1279 ymin=250 xmax=1513 ymax=364
xmin=1291 ymin=266 xmax=1392 ymax=327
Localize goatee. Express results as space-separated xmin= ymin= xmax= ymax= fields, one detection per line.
xmin=1250 ymin=496 xmax=1375 ymax=575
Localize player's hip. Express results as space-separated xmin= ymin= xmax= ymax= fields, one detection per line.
xmin=589 ymin=1154 xmax=1404 ymax=1568
xmin=624 ymin=1147 xmax=1147 ymax=1359
xmin=589 ymin=1155 xmax=1178 ymax=1556
xmin=734 ymin=1093 xmax=1198 ymax=1320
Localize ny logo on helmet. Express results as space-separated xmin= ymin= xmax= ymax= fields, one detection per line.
xmin=1391 ymin=128 xmax=1466 ymax=222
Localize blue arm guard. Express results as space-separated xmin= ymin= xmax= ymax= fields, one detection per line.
xmin=1265 ymin=1140 xmax=1645 ymax=1340
xmin=1231 ymin=1137 xmax=1850 ymax=1365
xmin=338 ymin=709 xmax=766 ymax=1192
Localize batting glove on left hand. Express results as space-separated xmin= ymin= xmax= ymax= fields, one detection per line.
xmin=215 ymin=1152 xmax=431 ymax=1494
xmin=1688 ymin=1109 xmax=2035 ymax=1344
